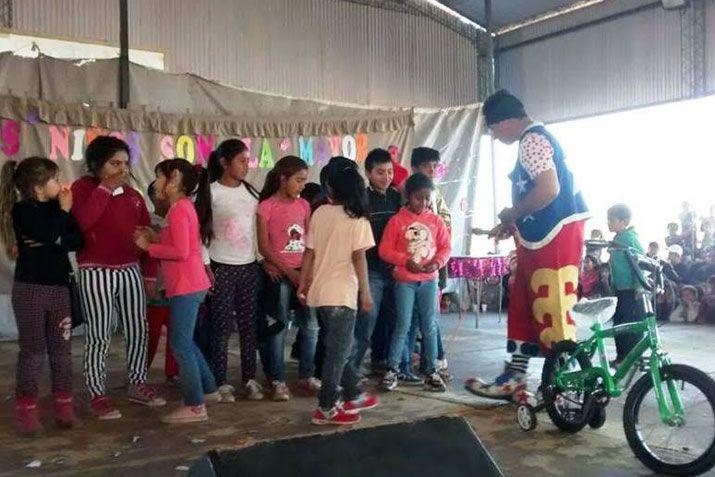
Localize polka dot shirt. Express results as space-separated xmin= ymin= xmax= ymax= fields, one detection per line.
xmin=518 ymin=132 xmax=556 ymax=180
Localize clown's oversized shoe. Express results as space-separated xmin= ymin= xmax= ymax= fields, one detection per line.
xmin=464 ymin=371 xmax=527 ymax=400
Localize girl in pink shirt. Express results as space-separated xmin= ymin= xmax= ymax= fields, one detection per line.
xmin=257 ymin=156 xmax=319 ymax=401
xmin=378 ymin=173 xmax=451 ymax=393
xmin=135 ymin=159 xmax=218 ymax=424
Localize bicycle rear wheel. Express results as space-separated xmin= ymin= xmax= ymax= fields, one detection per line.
xmin=542 ymin=340 xmax=594 ymax=433
xmin=624 ymin=364 xmax=715 ymax=476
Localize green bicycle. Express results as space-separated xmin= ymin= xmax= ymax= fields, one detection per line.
xmin=516 ymin=241 xmax=715 ymax=476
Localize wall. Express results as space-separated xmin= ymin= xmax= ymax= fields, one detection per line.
xmin=497 ymin=2 xmax=688 ymax=123
xmin=11 ymin=0 xmax=479 ymax=107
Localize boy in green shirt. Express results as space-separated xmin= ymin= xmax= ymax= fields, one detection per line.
xmin=607 ymin=203 xmax=645 ymax=365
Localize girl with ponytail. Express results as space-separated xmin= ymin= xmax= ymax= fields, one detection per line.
xmin=256 ymin=155 xmax=320 ymax=401
xmin=0 ymin=157 xmax=83 ymax=435
xmin=193 ymin=139 xmax=264 ymax=402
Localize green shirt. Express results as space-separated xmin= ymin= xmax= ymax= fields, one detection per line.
xmin=609 ymin=226 xmax=644 ymax=291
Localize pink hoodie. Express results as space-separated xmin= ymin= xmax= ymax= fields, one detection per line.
xmin=379 ymin=207 xmax=451 ymax=283
xmin=148 ymin=198 xmax=210 ymax=298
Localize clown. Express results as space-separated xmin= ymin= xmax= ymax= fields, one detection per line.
xmin=466 ymin=90 xmax=589 ymax=399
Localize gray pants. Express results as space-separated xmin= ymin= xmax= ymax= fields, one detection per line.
xmin=317 ymin=306 xmax=362 ymax=410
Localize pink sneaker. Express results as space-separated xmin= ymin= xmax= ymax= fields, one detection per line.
xmin=295 ymin=377 xmax=321 ymax=396
xmin=160 ymin=404 xmax=208 ymax=424
xmin=311 ymin=406 xmax=361 ymax=426
xmin=342 ymin=393 xmax=379 ymax=414
xmin=91 ymin=395 xmax=122 ymax=420
xmin=53 ymin=392 xmax=78 ymax=429
xmin=127 ymin=383 xmax=166 ymax=407
xmin=15 ymin=396 xmax=42 ymax=436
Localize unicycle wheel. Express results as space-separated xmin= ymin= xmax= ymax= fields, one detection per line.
xmin=517 ymin=404 xmax=537 ymax=431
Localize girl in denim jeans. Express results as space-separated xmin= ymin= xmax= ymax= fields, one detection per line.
xmin=257 ymin=156 xmax=320 ymax=401
xmin=298 ymin=160 xmax=378 ymax=425
xmin=135 ymin=159 xmax=217 ymax=424
xmin=378 ymin=173 xmax=451 ymax=392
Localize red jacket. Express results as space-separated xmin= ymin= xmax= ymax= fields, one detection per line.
xmin=379 ymin=207 xmax=451 ymax=283
xmin=71 ymin=176 xmax=157 ymax=278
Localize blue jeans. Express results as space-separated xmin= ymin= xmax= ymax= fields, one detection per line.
xmin=170 ymin=291 xmax=217 ymax=406
xmin=258 ymin=278 xmax=318 ymax=382
xmin=350 ymin=271 xmax=394 ymax=372
xmin=317 ymin=307 xmax=362 ymax=410
xmin=388 ymin=280 xmax=439 ymax=375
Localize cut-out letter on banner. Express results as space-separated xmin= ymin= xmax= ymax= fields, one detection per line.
xmin=329 ymin=136 xmax=342 ymax=156
xmin=49 ymin=126 xmax=71 ymax=161
xmin=342 ymin=135 xmax=356 ymax=160
xmin=298 ymin=136 xmax=314 ymax=166
xmin=196 ymin=135 xmax=215 ymax=166
xmin=176 ymin=135 xmax=195 ymax=163
xmin=316 ymin=138 xmax=330 ymax=166
xmin=1 ymin=119 xmax=21 ymax=157
xmin=71 ymin=129 xmax=86 ymax=161
xmin=259 ymin=139 xmax=274 ymax=169
xmin=160 ymin=135 xmax=174 ymax=160
xmin=356 ymin=133 xmax=368 ymax=163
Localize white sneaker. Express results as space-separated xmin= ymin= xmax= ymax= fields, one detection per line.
xmin=271 ymin=381 xmax=291 ymax=402
xmin=297 ymin=377 xmax=322 ymax=395
xmin=218 ymin=384 xmax=236 ymax=403
xmin=244 ymin=379 xmax=264 ymax=401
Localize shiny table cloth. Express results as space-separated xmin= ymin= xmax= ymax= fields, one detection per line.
xmin=447 ymin=255 xmax=510 ymax=280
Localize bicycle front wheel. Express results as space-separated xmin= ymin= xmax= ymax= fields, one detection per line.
xmin=624 ymin=364 xmax=715 ymax=476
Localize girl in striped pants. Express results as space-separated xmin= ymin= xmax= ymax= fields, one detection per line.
xmin=71 ymin=136 xmax=166 ymax=420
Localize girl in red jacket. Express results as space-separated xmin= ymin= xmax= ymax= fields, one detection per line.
xmin=378 ymin=173 xmax=451 ymax=393
xmin=71 ymin=136 xmax=165 ymax=420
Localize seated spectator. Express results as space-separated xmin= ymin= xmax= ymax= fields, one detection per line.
xmin=647 ymin=241 xmax=660 ymax=259
xmin=501 ymin=254 xmax=517 ymax=309
xmin=586 ymin=229 xmax=605 ymax=261
xmin=668 ymin=245 xmax=692 ymax=284
xmin=594 ymin=262 xmax=613 ymax=297
xmin=579 ymin=255 xmax=601 ymax=299
xmin=665 ymin=222 xmax=684 ymax=249
xmin=691 ymin=247 xmax=715 ymax=284
xmin=697 ymin=275 xmax=715 ymax=324
xmin=701 ymin=218 xmax=713 ymax=252
xmin=669 ymin=285 xmax=700 ymax=323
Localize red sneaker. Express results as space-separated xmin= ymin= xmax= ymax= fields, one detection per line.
xmin=54 ymin=393 xmax=77 ymax=429
xmin=90 ymin=395 xmax=122 ymax=420
xmin=311 ymin=407 xmax=361 ymax=426
xmin=342 ymin=393 xmax=379 ymax=414
xmin=15 ymin=396 xmax=42 ymax=436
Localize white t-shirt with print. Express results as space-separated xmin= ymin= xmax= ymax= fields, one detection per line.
xmin=208 ymin=181 xmax=258 ymax=265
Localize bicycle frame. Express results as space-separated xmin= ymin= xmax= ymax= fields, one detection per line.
xmin=555 ymin=311 xmax=685 ymax=425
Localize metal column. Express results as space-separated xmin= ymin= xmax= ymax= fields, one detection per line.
xmin=119 ymin=0 xmax=130 ymax=108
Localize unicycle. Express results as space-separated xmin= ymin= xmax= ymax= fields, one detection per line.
xmin=520 ymin=241 xmax=715 ymax=476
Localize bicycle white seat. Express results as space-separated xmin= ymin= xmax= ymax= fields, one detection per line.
xmin=572 ymin=297 xmax=617 ymax=327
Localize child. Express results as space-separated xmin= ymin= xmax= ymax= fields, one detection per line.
xmin=350 ymin=149 xmax=402 ymax=379
xmin=298 ymin=163 xmax=379 ymax=425
xmin=257 ymin=155 xmax=319 ymax=401
xmin=647 ymin=241 xmax=660 ymax=259
xmin=71 ymin=136 xmax=165 ymax=419
xmin=145 ymin=180 xmax=180 ymax=385
xmin=579 ymin=255 xmax=601 ymax=299
xmin=669 ymin=285 xmax=701 ymax=323
xmin=697 ymin=275 xmax=715 ymax=324
xmin=410 ymin=147 xmax=452 ymax=380
xmin=379 ymin=173 xmax=451 ymax=392
xmin=194 ymin=139 xmax=263 ymax=402
xmin=586 ymin=229 xmax=605 ymax=261
xmin=0 ymin=157 xmax=83 ymax=435
xmin=134 ymin=159 xmax=216 ymax=423
xmin=607 ymin=204 xmax=645 ymax=364
xmin=596 ymin=262 xmax=613 ymax=298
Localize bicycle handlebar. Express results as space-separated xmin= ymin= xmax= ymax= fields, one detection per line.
xmin=585 ymin=240 xmax=663 ymax=292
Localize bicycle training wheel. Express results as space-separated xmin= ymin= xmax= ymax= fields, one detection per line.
xmin=624 ymin=364 xmax=715 ymax=476
xmin=542 ymin=340 xmax=594 ymax=433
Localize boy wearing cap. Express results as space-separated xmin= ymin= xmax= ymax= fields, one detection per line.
xmin=465 ymin=90 xmax=589 ymax=399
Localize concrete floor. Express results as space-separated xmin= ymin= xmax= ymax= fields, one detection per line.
xmin=0 ymin=313 xmax=714 ymax=477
